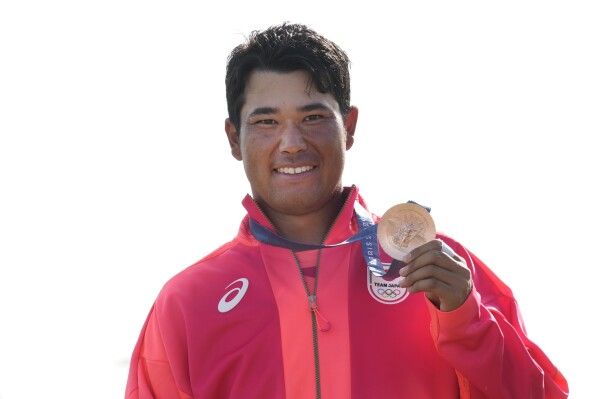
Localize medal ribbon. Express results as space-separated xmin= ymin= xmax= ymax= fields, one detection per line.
xmin=249 ymin=201 xmax=430 ymax=278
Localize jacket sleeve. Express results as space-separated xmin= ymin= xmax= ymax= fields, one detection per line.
xmin=125 ymin=304 xmax=194 ymax=399
xmin=429 ymin=236 xmax=569 ymax=399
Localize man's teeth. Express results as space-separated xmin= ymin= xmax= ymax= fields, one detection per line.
xmin=277 ymin=166 xmax=314 ymax=174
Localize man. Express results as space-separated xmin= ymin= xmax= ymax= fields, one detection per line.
xmin=126 ymin=22 xmax=569 ymax=398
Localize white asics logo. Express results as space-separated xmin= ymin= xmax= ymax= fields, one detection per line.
xmin=218 ymin=278 xmax=249 ymax=313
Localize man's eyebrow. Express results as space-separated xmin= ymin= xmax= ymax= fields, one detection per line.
xmin=247 ymin=103 xmax=333 ymax=118
xmin=248 ymin=107 xmax=278 ymax=118
xmin=300 ymin=103 xmax=334 ymax=113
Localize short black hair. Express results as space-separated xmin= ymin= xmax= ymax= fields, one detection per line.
xmin=225 ymin=22 xmax=352 ymax=131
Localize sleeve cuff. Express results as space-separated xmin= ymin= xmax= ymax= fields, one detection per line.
xmin=427 ymin=286 xmax=482 ymax=339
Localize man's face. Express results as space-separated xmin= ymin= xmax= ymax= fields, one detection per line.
xmin=226 ymin=70 xmax=356 ymax=219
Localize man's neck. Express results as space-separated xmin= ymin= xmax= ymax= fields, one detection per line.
xmin=262 ymin=191 xmax=348 ymax=244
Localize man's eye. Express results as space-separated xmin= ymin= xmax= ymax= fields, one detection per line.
xmin=257 ymin=119 xmax=277 ymax=125
xmin=304 ymin=114 xmax=323 ymax=122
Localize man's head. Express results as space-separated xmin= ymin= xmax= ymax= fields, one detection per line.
xmin=224 ymin=23 xmax=358 ymax=228
xmin=225 ymin=22 xmax=352 ymax=132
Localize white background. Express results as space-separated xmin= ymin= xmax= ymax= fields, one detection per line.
xmin=1 ymin=1 xmax=597 ymax=398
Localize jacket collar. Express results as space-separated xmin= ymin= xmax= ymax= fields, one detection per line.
xmin=238 ymin=185 xmax=373 ymax=246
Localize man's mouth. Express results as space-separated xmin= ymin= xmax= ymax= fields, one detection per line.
xmin=275 ymin=165 xmax=315 ymax=175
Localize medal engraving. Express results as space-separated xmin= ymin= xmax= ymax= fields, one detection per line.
xmin=378 ymin=203 xmax=436 ymax=261
xmin=391 ymin=218 xmax=424 ymax=248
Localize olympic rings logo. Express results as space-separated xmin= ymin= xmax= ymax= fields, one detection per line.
xmin=376 ymin=288 xmax=402 ymax=298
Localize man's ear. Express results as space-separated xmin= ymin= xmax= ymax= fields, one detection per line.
xmin=344 ymin=106 xmax=358 ymax=150
xmin=225 ymin=118 xmax=242 ymax=160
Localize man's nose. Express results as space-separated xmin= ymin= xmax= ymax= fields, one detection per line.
xmin=278 ymin=122 xmax=307 ymax=153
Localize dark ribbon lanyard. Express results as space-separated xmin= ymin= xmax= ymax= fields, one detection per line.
xmin=249 ymin=202 xmax=421 ymax=278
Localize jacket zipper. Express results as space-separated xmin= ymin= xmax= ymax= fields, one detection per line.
xmin=252 ymin=186 xmax=356 ymax=399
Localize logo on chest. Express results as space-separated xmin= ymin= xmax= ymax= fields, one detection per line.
xmin=218 ymin=278 xmax=249 ymax=313
xmin=367 ymin=265 xmax=409 ymax=304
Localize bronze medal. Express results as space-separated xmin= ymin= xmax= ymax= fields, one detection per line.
xmin=378 ymin=203 xmax=436 ymax=261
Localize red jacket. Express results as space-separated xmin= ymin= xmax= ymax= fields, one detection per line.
xmin=126 ymin=186 xmax=568 ymax=398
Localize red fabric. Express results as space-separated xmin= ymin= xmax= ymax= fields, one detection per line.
xmin=126 ymin=186 xmax=568 ymax=398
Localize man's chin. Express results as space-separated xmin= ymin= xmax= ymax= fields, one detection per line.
xmin=268 ymin=188 xmax=343 ymax=216
xmin=273 ymin=199 xmax=318 ymax=216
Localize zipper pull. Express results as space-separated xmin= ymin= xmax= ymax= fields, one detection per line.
xmin=309 ymin=295 xmax=331 ymax=332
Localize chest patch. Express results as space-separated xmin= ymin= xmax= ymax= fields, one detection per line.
xmin=367 ymin=264 xmax=409 ymax=304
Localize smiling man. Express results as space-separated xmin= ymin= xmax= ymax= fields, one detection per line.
xmin=225 ymin=69 xmax=357 ymax=244
xmin=125 ymin=23 xmax=569 ymax=399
